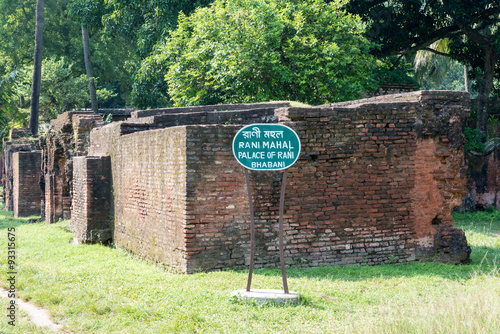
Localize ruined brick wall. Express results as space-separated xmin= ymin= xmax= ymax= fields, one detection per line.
xmin=130 ymin=102 xmax=289 ymax=119
xmin=81 ymin=91 xmax=470 ymax=272
xmin=42 ymin=111 xmax=102 ymax=223
xmin=183 ymin=91 xmax=470 ymax=271
xmin=71 ymin=156 xmax=113 ymax=243
xmin=13 ymin=151 xmax=42 ymax=217
xmin=131 ymin=108 xmax=278 ymax=129
xmin=361 ymin=84 xmax=418 ymax=99
xmin=467 ymin=147 xmax=500 ymax=210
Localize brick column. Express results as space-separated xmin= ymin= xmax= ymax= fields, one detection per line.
xmin=13 ymin=151 xmax=42 ymax=217
xmin=71 ymin=156 xmax=113 ymax=243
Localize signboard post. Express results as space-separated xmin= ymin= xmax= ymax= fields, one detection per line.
xmin=232 ymin=124 xmax=301 ymax=297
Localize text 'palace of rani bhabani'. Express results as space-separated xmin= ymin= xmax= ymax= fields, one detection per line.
xmin=6 ymin=90 xmax=492 ymax=273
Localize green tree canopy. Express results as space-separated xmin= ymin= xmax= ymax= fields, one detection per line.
xmin=75 ymin=0 xmax=214 ymax=57
xmin=133 ymin=0 xmax=378 ymax=108
xmin=346 ymin=0 xmax=500 ymax=140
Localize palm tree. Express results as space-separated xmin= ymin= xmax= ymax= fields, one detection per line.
xmin=414 ymin=38 xmax=470 ymax=92
xmin=29 ymin=0 xmax=44 ymax=136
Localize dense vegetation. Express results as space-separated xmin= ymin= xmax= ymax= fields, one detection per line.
xmin=133 ymin=0 xmax=378 ymax=107
xmin=347 ymin=0 xmax=500 ymax=141
xmin=0 ymin=0 xmax=415 ymax=132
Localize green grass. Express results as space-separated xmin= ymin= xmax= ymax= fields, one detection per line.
xmin=0 ymin=208 xmax=499 ymax=333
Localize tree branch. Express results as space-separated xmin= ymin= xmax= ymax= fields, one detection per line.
xmin=373 ymin=25 xmax=461 ymax=57
xmin=421 ymin=48 xmax=459 ymax=59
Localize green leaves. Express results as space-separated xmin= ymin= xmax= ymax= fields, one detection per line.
xmin=14 ymin=57 xmax=90 ymax=122
xmin=133 ymin=0 xmax=377 ymax=108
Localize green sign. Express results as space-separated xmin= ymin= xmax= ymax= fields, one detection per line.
xmin=232 ymin=124 xmax=301 ymax=170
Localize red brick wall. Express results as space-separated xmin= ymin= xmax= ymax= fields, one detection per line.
xmin=81 ymin=91 xmax=470 ymax=272
xmin=71 ymin=156 xmax=113 ymax=243
xmin=42 ymin=111 xmax=102 ymax=224
xmin=13 ymin=151 xmax=42 ymax=217
xmin=111 ymin=128 xmax=188 ymax=271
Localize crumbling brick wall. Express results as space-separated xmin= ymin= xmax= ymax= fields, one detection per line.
xmin=42 ymin=111 xmax=102 ymax=223
xmin=77 ymin=91 xmax=470 ymax=273
xmin=466 ymin=147 xmax=500 ymax=210
xmin=13 ymin=151 xmax=42 ymax=217
xmin=361 ymin=84 xmax=418 ymax=98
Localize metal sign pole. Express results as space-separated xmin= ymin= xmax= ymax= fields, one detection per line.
xmin=245 ymin=168 xmax=289 ymax=294
xmin=245 ymin=169 xmax=256 ymax=292
xmin=278 ymin=170 xmax=289 ymax=294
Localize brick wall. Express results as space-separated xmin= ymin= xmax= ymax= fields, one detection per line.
xmin=361 ymin=84 xmax=418 ymax=99
xmin=2 ymin=130 xmax=37 ymax=212
xmin=467 ymin=146 xmax=500 ymax=210
xmin=111 ymin=127 xmax=188 ymax=271
xmin=79 ymin=91 xmax=471 ymax=272
xmin=42 ymin=111 xmax=102 ymax=224
xmin=130 ymin=102 xmax=289 ymax=119
xmin=13 ymin=151 xmax=42 ymax=217
xmin=71 ymin=156 xmax=113 ymax=243
xmin=134 ymin=108 xmax=278 ymax=129
xmin=183 ymin=92 xmax=470 ymax=271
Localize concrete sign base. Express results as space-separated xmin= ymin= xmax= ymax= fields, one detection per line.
xmin=231 ymin=289 xmax=300 ymax=305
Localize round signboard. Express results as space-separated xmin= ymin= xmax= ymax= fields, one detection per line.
xmin=232 ymin=124 xmax=301 ymax=171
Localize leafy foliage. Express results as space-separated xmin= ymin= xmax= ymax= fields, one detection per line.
xmin=372 ymin=56 xmax=418 ymax=86
xmin=134 ymin=0 xmax=377 ymax=108
xmin=97 ymin=0 xmax=213 ymax=57
xmin=487 ymin=115 xmax=499 ymax=140
xmin=0 ymin=70 xmax=27 ymax=139
xmin=464 ymin=127 xmax=484 ymax=153
xmin=14 ymin=57 xmax=89 ymax=122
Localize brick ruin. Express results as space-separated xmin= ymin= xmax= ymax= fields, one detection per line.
xmin=13 ymin=151 xmax=42 ymax=217
xmin=1 ymin=91 xmax=473 ymax=271
xmin=63 ymin=91 xmax=471 ymax=273
xmin=460 ymin=99 xmax=500 ymax=210
xmin=41 ymin=111 xmax=102 ymax=223
xmin=2 ymin=129 xmax=40 ymax=216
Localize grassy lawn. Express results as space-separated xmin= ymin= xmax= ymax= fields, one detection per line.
xmin=0 ymin=209 xmax=499 ymax=333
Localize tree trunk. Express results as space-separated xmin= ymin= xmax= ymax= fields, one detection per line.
xmin=464 ymin=65 xmax=470 ymax=93
xmin=477 ymin=46 xmax=496 ymax=141
xmin=29 ymin=0 xmax=45 ymax=136
xmin=82 ymin=25 xmax=98 ymax=113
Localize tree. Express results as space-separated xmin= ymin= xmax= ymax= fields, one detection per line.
xmin=29 ymin=0 xmax=44 ymax=136
xmin=134 ymin=0 xmax=377 ymax=108
xmin=101 ymin=0 xmax=214 ymax=57
xmin=347 ymin=0 xmax=500 ymax=141
xmin=16 ymin=58 xmax=89 ymax=121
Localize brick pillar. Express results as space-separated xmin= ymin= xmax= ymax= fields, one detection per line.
xmin=13 ymin=151 xmax=42 ymax=217
xmin=71 ymin=156 xmax=113 ymax=243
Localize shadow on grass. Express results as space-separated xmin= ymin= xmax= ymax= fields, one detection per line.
xmin=0 ymin=209 xmax=43 ymax=230
xmin=248 ymin=241 xmax=499 ymax=284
